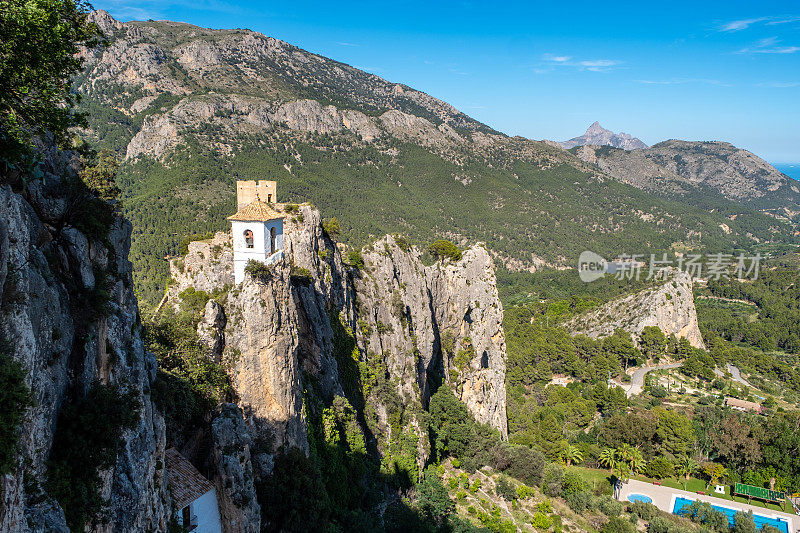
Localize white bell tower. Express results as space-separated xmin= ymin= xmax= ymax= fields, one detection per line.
xmin=228 ymin=180 xmax=285 ymax=283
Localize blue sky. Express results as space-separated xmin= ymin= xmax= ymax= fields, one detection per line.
xmin=95 ymin=0 xmax=800 ymax=162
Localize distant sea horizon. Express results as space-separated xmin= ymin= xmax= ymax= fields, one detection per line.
xmin=774 ymin=163 xmax=800 ymax=181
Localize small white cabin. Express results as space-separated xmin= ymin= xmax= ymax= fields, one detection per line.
xmin=228 ymin=180 xmax=285 ymax=284
xmin=165 ymin=448 xmax=222 ymax=533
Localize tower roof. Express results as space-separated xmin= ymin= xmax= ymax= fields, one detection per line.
xmin=227 ymin=200 xmax=284 ymax=222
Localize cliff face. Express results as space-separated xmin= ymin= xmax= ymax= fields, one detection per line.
xmin=564 ymin=271 xmax=705 ymax=349
xmin=0 ymin=156 xmax=167 ymax=530
xmin=168 ymin=205 xmax=509 ymax=460
xmin=356 ymin=236 xmax=507 ymax=435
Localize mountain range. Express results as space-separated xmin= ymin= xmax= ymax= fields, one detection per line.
xmin=76 ymin=11 xmax=799 ymax=307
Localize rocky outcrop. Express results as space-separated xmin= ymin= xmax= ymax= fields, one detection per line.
xmin=210 ymin=404 xmax=261 ymax=533
xmin=356 ymin=237 xmax=507 ymax=436
xmin=564 ymin=270 xmax=705 ymax=349
xmin=0 ymin=157 xmax=167 ymax=530
xmin=197 ymin=299 xmax=226 ymax=360
xmin=560 ymin=122 xmax=648 ymax=150
xmin=168 ymin=205 xmax=508 ymax=455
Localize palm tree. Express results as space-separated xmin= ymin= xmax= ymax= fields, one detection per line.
xmin=613 ymin=461 xmax=632 ymax=483
xmin=599 ymin=448 xmax=617 ymax=472
xmin=616 ymin=444 xmax=634 ymax=465
xmin=628 ymin=448 xmax=646 ymax=476
xmin=563 ymin=445 xmax=583 ymax=467
xmin=677 ymin=457 xmax=698 ymax=481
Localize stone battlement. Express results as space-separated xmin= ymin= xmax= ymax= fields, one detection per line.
xmin=236 ymin=180 xmax=277 ymax=209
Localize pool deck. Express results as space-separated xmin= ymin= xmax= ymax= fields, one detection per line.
xmin=618 ymin=479 xmax=799 ymax=532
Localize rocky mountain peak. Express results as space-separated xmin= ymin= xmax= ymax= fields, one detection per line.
xmin=560 ymin=121 xmax=649 ymax=151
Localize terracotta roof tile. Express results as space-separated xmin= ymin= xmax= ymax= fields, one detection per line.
xmin=227 ymin=200 xmax=284 ymax=222
xmin=165 ymin=448 xmax=215 ymax=509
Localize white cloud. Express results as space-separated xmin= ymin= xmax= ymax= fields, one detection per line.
xmin=336 ymin=42 xmax=358 ymax=47
xmin=720 ymin=17 xmax=769 ymax=32
xmin=737 ymin=37 xmax=800 ymax=54
xmin=540 ymin=54 xmax=622 ymax=73
xmin=579 ymin=59 xmax=621 ymax=72
xmin=636 ymin=78 xmax=730 ymax=86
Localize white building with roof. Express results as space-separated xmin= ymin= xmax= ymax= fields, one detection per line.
xmin=165 ymin=448 xmax=222 ymax=533
xmin=227 ymin=180 xmax=285 ymax=284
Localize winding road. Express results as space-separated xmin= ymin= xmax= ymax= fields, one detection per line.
xmin=625 ymin=363 xmax=681 ymax=397
xmin=726 ymin=363 xmax=752 ymax=388
xmin=625 ymin=362 xmax=751 ymax=398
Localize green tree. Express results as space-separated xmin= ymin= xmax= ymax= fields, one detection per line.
xmin=640 ymin=326 xmax=667 ymax=361
xmin=603 ymin=329 xmax=642 ymax=372
xmin=80 ymin=149 xmax=120 ymax=206
xmin=562 ymin=443 xmax=583 ymax=467
xmin=322 ymin=217 xmax=341 ymax=237
xmin=0 ymin=352 xmax=33 ymax=474
xmin=599 ymin=447 xmax=617 ymax=472
xmin=732 ymin=511 xmax=757 ymax=533
xmin=676 ymin=456 xmax=699 ymax=482
xmin=655 ymin=408 xmax=694 ymax=456
xmin=417 ymin=467 xmax=455 ymax=524
xmin=428 ymin=239 xmax=462 ymax=262
xmin=0 ymin=0 xmax=101 ymax=169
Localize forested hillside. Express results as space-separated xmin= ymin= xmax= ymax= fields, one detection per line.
xmin=73 ymin=12 xmax=799 ymax=309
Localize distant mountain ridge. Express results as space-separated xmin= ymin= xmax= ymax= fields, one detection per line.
xmin=560 ymin=121 xmax=649 ymax=150
xmin=571 ymin=140 xmax=800 ymax=220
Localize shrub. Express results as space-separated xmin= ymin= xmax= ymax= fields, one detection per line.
xmin=46 ymin=384 xmax=141 ymax=531
xmin=470 ymin=478 xmax=481 ymax=494
xmin=650 ymin=385 xmax=668 ymax=398
xmin=0 ymin=352 xmax=33 ymax=474
xmin=565 ymin=490 xmax=593 ymax=513
xmin=245 ymin=259 xmax=273 ymax=281
xmin=629 ymin=500 xmax=659 ymax=521
xmin=602 ymin=516 xmax=635 ymax=533
xmin=393 ymin=235 xmax=410 ymax=252
xmin=284 ymin=203 xmax=299 ymax=214
xmin=494 ymin=475 xmax=516 ymax=501
xmin=322 ymin=217 xmax=341 ymax=237
xmin=561 ymin=470 xmax=588 ymax=497
xmin=178 ymin=287 xmax=211 ymax=319
xmin=531 ymin=512 xmax=553 ymax=530
xmin=645 ymin=456 xmax=674 ymax=480
xmin=290 ymin=264 xmax=313 ymax=285
xmin=516 ymin=484 xmax=536 ymax=499
xmin=647 ymin=517 xmax=672 ymax=533
xmin=542 ymin=463 xmax=564 ymax=496
xmin=732 ymin=511 xmax=756 ymax=533
xmin=346 ymin=250 xmax=365 ymax=269
xmin=428 ymin=239 xmax=462 ymax=262
xmin=597 ymin=494 xmax=624 ymax=517
xmin=505 ymin=445 xmax=545 ymax=486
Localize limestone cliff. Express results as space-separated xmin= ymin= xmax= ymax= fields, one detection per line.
xmin=0 ymin=154 xmax=167 ymax=530
xmin=167 ymin=204 xmax=509 ymax=463
xmin=564 ymin=271 xmax=705 ymax=349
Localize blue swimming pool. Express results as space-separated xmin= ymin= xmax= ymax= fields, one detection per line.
xmin=628 ymin=494 xmax=653 ymax=503
xmin=672 ymin=496 xmax=789 ymax=533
